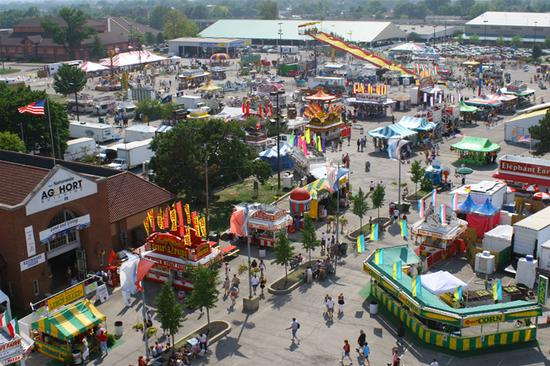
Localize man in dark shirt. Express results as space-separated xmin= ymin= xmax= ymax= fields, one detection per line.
xmin=356 ymin=329 xmax=366 ymax=353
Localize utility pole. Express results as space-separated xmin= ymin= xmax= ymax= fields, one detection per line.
xmin=334 ymin=163 xmax=340 ymax=276
xmin=205 ymin=152 xmax=209 ymax=236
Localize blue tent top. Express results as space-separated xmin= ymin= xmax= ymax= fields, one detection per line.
xmin=474 ymin=198 xmax=498 ymax=216
xmin=259 ymin=143 xmax=292 ymax=158
xmin=458 ymin=194 xmax=476 ymax=213
xmin=398 ymin=116 xmax=436 ymax=131
xmin=368 ymin=124 xmax=417 ymax=139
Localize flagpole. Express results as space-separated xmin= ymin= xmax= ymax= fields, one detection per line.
xmin=46 ymin=97 xmax=56 ymax=164
xmin=139 ymin=253 xmax=150 ymax=359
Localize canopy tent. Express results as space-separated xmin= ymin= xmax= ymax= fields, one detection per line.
xmin=420 ymin=271 xmax=467 ymax=295
xmin=100 ymin=50 xmax=167 ymax=68
xmin=305 ymin=89 xmax=337 ymax=102
xmin=368 ymin=124 xmax=417 ymax=140
xmin=259 ymin=143 xmax=294 ymax=171
xmin=500 ymin=87 xmax=535 ymax=97
xmin=457 ymin=194 xmax=476 ymax=213
xmin=32 ymin=300 xmax=105 ymax=341
xmin=459 ymin=101 xmax=478 ymax=113
xmin=304 ymin=170 xmax=349 ymax=219
xmin=474 ymin=198 xmax=498 ymax=216
xmin=210 ymin=53 xmax=230 ymax=61
xmin=489 ymin=93 xmax=517 ymax=103
xmin=390 ymin=43 xmax=427 ymax=53
xmin=79 ymin=61 xmax=108 ymax=73
xmin=397 ymin=116 xmax=436 ymax=131
xmin=467 ymin=198 xmax=500 ymax=238
xmin=463 ymin=98 xmax=502 ymax=108
xmin=451 ymin=136 xmax=500 ymax=153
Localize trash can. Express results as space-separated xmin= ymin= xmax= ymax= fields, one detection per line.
xmin=72 ymin=349 xmax=82 ymax=365
xmin=369 ymin=300 xmax=378 ymax=315
xmin=114 ymin=321 xmax=124 ymax=338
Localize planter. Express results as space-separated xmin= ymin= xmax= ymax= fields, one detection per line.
xmin=267 ymin=260 xmax=315 ymax=295
xmin=369 ymin=301 xmax=378 ymax=315
xmin=114 ymin=321 xmax=123 ymax=338
xmin=174 ymin=320 xmax=232 ymax=351
xmin=243 ymin=296 xmax=260 ymax=312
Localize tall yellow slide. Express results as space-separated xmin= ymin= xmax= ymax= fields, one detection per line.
xmin=308 ymin=31 xmax=415 ymax=76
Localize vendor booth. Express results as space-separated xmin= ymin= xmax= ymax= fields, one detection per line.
xmin=368 ymin=124 xmax=417 ymax=153
xmin=500 ymin=84 xmax=535 ymax=108
xmin=289 ymin=187 xmax=312 ymax=227
xmin=304 ymin=90 xmax=346 ymax=141
xmin=398 ymin=116 xmax=436 ymax=143
xmin=304 ymin=172 xmax=349 ymax=220
xmin=504 ymin=108 xmax=549 ymax=144
xmin=459 ymin=101 xmax=479 ymax=124
xmin=493 ymin=155 xmax=550 ymax=191
xmin=345 ymin=94 xmax=396 ymax=120
xmin=259 ymin=143 xmax=294 ymax=172
xmin=466 ymin=198 xmax=500 ymax=238
xmin=452 ymin=180 xmax=507 ymax=209
xmin=364 ymin=245 xmax=542 ymax=353
xmin=463 ymin=97 xmax=502 ymax=120
xmin=450 ymin=136 xmax=500 ymax=165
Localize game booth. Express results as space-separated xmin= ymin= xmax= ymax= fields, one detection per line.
xmin=459 ymin=101 xmax=479 ymax=124
xmin=230 ymin=203 xmax=293 ymax=248
xmin=345 ymin=94 xmax=396 ymax=120
xmin=450 ymin=136 xmax=500 ymax=166
xmin=364 ymin=245 xmax=542 ymax=353
xmin=303 ymin=90 xmax=347 ymax=141
xmin=139 ymin=203 xmax=224 ymax=291
xmin=368 ymin=124 xmax=417 ymax=152
xmin=303 ymin=173 xmax=349 ymax=220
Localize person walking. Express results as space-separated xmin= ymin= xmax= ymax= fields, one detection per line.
xmin=259 ymin=259 xmax=266 ymax=274
xmin=251 ymin=274 xmax=260 ymax=295
xmin=81 ymin=337 xmax=89 ymax=363
xmin=356 ymin=330 xmax=366 ymax=353
xmin=357 ymin=138 xmax=361 ymax=152
xmin=337 ymin=293 xmax=345 ymax=315
xmin=222 ymin=276 xmax=230 ymax=297
xmin=229 ymin=284 xmax=238 ymax=306
xmin=259 ymin=275 xmax=267 ymax=297
xmin=286 ymin=318 xmax=300 ymax=342
xmin=231 ymin=274 xmax=240 ymax=288
xmin=340 ymin=339 xmax=352 ymax=365
xmin=325 ymin=296 xmax=335 ymax=320
xmin=363 ymin=342 xmax=370 ymax=366
xmin=392 ymin=349 xmax=401 ymax=366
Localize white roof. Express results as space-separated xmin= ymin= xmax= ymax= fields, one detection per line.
xmin=467 ymin=12 xmax=550 ymax=27
xmin=420 ymin=271 xmax=467 ymax=295
xmin=117 ymin=138 xmax=152 ymax=149
xmin=484 ymin=225 xmax=514 ymax=241
xmin=451 ymin=180 xmax=506 ymax=196
xmin=200 ymin=19 xmax=405 ymax=43
xmin=67 ymin=137 xmax=95 ymax=145
xmin=514 ymin=206 xmax=550 ymax=231
xmin=125 ymin=124 xmax=157 ymax=133
xmin=499 ymin=154 xmax=550 ymax=168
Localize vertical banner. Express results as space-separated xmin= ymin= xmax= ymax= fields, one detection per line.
xmin=199 ymin=216 xmax=207 ymax=238
xmin=176 ymin=201 xmax=185 ymax=237
xmin=170 ymin=204 xmax=178 ymax=232
xmin=143 ymin=218 xmax=150 ymax=236
xmin=147 ymin=209 xmax=156 ymax=232
xmin=156 ymin=211 xmax=164 ymax=230
xmin=538 ymin=275 xmax=548 ymax=306
xmin=184 ymin=204 xmax=191 ymax=224
xmin=184 ymin=232 xmax=191 ymax=246
xmin=163 ymin=206 xmax=170 ymax=230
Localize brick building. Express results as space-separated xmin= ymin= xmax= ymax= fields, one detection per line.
xmin=0 ymin=151 xmax=173 ymax=311
xmin=0 ymin=16 xmax=130 ymax=62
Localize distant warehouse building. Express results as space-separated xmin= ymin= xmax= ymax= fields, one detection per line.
xmin=465 ymin=12 xmax=550 ymax=44
xmin=168 ymin=37 xmax=245 ymax=58
xmin=199 ymin=19 xmax=406 ymax=46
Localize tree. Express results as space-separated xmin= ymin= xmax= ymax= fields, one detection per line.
xmin=273 ymin=232 xmax=294 ymax=286
xmin=151 ymin=119 xmax=269 ymax=203
xmin=301 ymin=217 xmax=319 ymax=263
xmin=53 ymin=64 xmax=86 ymax=122
xmin=511 ymin=35 xmax=522 ymax=48
xmin=163 ymin=9 xmax=198 ymax=40
xmin=352 ymin=188 xmax=369 ymax=234
xmin=90 ymin=35 xmax=105 ymax=59
xmin=409 ymin=160 xmax=425 ymax=194
xmin=249 ymin=159 xmax=272 ymax=184
xmin=529 ymin=110 xmax=550 ymax=155
xmin=258 ymin=0 xmax=278 ymax=19
xmin=149 ymin=5 xmax=170 ymax=30
xmin=532 ymin=44 xmax=543 ymax=59
xmin=0 ymin=131 xmax=24 ymax=152
xmin=420 ymin=176 xmax=433 ymax=192
xmin=469 ymin=34 xmax=480 ymax=45
xmin=371 ymin=184 xmax=385 ymax=223
xmin=42 ymin=8 xmax=96 ymax=59
xmin=186 ymin=266 xmax=219 ymax=329
xmin=155 ymin=282 xmax=185 ymax=352
xmin=136 ymin=100 xmax=175 ymax=122
xmin=144 ymin=32 xmax=155 ymax=45
xmin=544 ymin=36 xmax=550 ymax=49
xmin=0 ymin=84 xmax=68 ymax=157
xmin=209 ymin=5 xmax=231 ymax=19
xmin=156 ymin=32 xmax=165 ymax=44
xmin=496 ymin=36 xmax=505 ymax=47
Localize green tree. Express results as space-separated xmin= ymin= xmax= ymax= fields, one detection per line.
xmin=42 ymin=8 xmax=96 ymax=59
xmin=511 ymin=35 xmax=522 ymax=48
xmin=155 ymin=282 xmax=185 ymax=352
xmin=136 ymin=100 xmax=175 ymax=121
xmin=532 ymin=44 xmax=543 ymax=59
xmin=53 ymin=64 xmax=86 ymax=122
xmin=186 ymin=266 xmax=219 ymax=329
xmin=0 ymin=131 xmax=24 ymax=152
xmin=258 ymin=0 xmax=278 ymax=19
xmin=90 ymin=35 xmax=105 ymax=59
xmin=469 ymin=34 xmax=480 ymax=45
xmin=209 ymin=5 xmax=230 ymax=19
xmin=149 ymin=5 xmax=170 ymax=30
xmin=156 ymin=32 xmax=165 ymax=44
xmin=366 ymin=0 xmax=386 ymax=18
xmin=273 ymin=232 xmax=294 ymax=286
xmin=544 ymin=36 xmax=550 ymax=49
xmin=151 ymin=119 xmax=268 ymax=203
xmin=144 ymin=32 xmax=155 ymax=45
xmin=371 ymin=184 xmax=385 ymax=223
xmin=250 ymin=159 xmax=272 ymax=184
xmin=352 ymin=188 xmax=369 ymax=234
xmin=163 ymin=9 xmax=198 ymax=40
xmin=409 ymin=160 xmax=425 ymax=195
xmin=529 ymin=110 xmax=550 ymax=155
xmin=420 ymin=176 xmax=433 ymax=192
xmin=496 ymin=36 xmax=505 ymax=47
xmin=301 ymin=216 xmax=319 ymax=263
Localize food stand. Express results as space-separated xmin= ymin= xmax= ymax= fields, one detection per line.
xmin=177 ymin=70 xmax=210 ymax=89
xmin=493 ymin=155 xmax=550 ymax=192
xmin=450 ymin=136 xmax=500 ymax=166
xmin=247 ymin=204 xmax=292 ymax=247
xmin=364 ymin=245 xmax=542 ymax=353
xmin=345 ymin=94 xmax=396 ymax=120
xmin=289 ymin=187 xmax=312 ymax=229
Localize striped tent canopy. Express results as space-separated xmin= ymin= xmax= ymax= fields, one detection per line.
xmin=397 ymin=116 xmax=435 ymax=131
xmin=304 ymin=178 xmax=331 ymax=193
xmin=32 ymin=300 xmax=106 ymax=341
xmin=368 ymin=124 xmax=417 ymax=140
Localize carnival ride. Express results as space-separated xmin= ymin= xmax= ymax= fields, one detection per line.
xmin=299 ymin=23 xmax=415 ymax=76
xmin=303 ymin=103 xmax=343 ymax=125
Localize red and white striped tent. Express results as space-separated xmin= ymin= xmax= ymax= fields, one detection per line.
xmin=79 ymin=61 xmax=108 ymax=73
xmin=100 ymin=50 xmax=168 ymax=68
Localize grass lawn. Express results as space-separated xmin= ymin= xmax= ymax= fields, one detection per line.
xmin=0 ymin=67 xmax=20 ymax=75
xmin=209 ymin=177 xmax=283 ymax=233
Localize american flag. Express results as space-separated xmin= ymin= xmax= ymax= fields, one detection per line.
xmin=17 ymin=99 xmax=45 ymax=116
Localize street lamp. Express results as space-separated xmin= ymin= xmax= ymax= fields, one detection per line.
xmin=270 ymin=89 xmax=285 ymax=192
xmin=483 ymin=20 xmax=488 ymax=45
xmin=277 ymin=22 xmax=283 ymax=70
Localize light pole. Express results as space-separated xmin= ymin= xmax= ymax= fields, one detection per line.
xmin=334 ymin=163 xmax=340 ymax=276
xmin=204 ymin=150 xmax=209 ymax=237
xmin=277 ymin=22 xmax=283 ymax=72
xmin=270 ymin=89 xmax=284 ymax=192
xmin=483 ymin=20 xmax=488 ymax=45
xmin=534 ymin=21 xmax=538 ymax=49
xmin=432 ymin=25 xmax=436 ymax=47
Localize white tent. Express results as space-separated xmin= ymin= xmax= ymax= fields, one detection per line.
xmin=79 ymin=61 xmax=108 ymax=73
xmin=420 ymin=271 xmax=467 ymax=295
xmin=100 ymin=50 xmax=168 ymax=68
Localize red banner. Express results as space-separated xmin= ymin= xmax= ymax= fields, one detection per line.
xmin=136 ymin=259 xmax=155 ymax=292
xmin=176 ymin=201 xmax=185 ymax=237
xmin=500 ymin=159 xmax=550 ymax=178
xmin=163 ymin=206 xmax=170 ymax=230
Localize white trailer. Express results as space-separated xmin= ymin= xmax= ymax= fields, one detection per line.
xmin=63 ymin=137 xmax=96 ymax=161
xmin=174 ymin=93 xmax=209 ymax=111
xmin=108 ymin=139 xmax=154 ymax=170
xmin=69 ymin=121 xmax=120 ymax=143
xmin=124 ymin=124 xmax=157 ymax=142
xmin=513 ymin=206 xmax=550 ymax=258
xmin=279 ymin=46 xmax=299 ymax=54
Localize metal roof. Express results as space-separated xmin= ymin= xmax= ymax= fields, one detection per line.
xmin=200 ymin=19 xmax=405 ymax=43
xmin=467 ymin=12 xmax=550 ymax=27
xmin=514 ymin=206 xmax=550 ymax=231
xmin=168 ymin=37 xmax=243 ymax=45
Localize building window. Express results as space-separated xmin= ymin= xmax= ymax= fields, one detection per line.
xmin=47 ymin=210 xmax=80 ymax=252
xmin=32 ymin=280 xmax=39 ymax=296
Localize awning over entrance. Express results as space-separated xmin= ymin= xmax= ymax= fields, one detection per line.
xmin=32 ymin=300 xmax=105 ymax=341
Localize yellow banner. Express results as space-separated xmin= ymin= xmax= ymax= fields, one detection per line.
xmin=185 ymin=204 xmax=191 ymax=224
xmin=47 ymin=284 xmax=85 ymax=311
xmin=170 ymin=206 xmax=178 ymax=232
xmin=157 ymin=213 xmax=164 ymax=230
xmin=143 ymin=218 xmax=150 ymax=236
xmin=200 ymin=216 xmax=207 ymax=237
